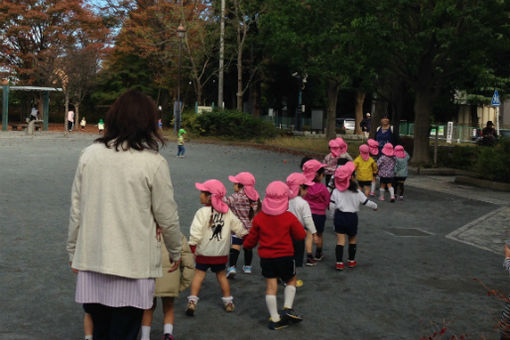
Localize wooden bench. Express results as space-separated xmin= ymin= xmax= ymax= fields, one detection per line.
xmin=11 ymin=124 xmax=28 ymax=131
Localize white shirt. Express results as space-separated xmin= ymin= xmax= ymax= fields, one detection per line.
xmin=329 ymin=189 xmax=377 ymax=214
xmin=288 ymin=196 xmax=317 ymax=234
xmin=68 ymin=110 xmax=74 ymax=122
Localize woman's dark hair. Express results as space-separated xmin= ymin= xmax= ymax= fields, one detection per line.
xmin=348 ymin=175 xmax=359 ymax=193
xmin=248 ymin=198 xmax=262 ymax=220
xmin=95 ymin=89 xmax=165 ymax=151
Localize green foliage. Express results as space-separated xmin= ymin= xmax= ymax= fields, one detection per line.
xmin=192 ymin=109 xmax=278 ymax=139
xmin=474 ymin=138 xmax=510 ymax=182
xmin=436 ymin=145 xmax=479 ymax=171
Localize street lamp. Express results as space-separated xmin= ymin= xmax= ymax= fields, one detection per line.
xmin=175 ymin=24 xmax=186 ymax=132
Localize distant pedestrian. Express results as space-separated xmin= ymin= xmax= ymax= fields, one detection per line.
xmin=177 ymin=128 xmax=186 ymax=158
xmin=243 ymin=181 xmax=306 ymax=330
xmin=67 ymin=110 xmax=74 ymax=132
xmin=393 ymin=145 xmax=410 ymax=201
xmin=98 ymin=118 xmax=104 ymax=133
xmin=353 ymin=144 xmax=378 ymax=196
xmin=323 ymin=139 xmax=341 ymax=186
xmin=377 ymin=143 xmax=396 ymax=202
xmin=30 ymin=107 xmax=38 ymax=121
xmin=186 ymin=180 xmax=247 ymax=316
xmin=375 ymin=115 xmax=394 ymax=151
xmin=224 ymin=172 xmax=261 ymax=278
xmin=360 ymin=113 xmax=371 ymax=139
xmin=302 ymin=159 xmax=330 ymax=264
xmin=80 ymin=117 xmax=86 ymax=131
xmin=329 ymin=162 xmax=377 ymax=271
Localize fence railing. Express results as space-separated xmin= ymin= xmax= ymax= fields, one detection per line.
xmin=399 ymin=122 xmax=478 ymax=143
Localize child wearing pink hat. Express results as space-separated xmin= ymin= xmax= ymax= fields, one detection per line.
xmin=302 ymin=159 xmax=330 ymax=264
xmin=286 ymin=173 xmax=319 ymax=284
xmin=393 ymin=145 xmax=410 ymax=200
xmin=186 ymin=179 xmax=248 ymax=316
xmin=376 ymin=143 xmax=396 ymax=202
xmin=325 ymin=137 xmax=353 ymax=190
xmin=367 ymin=138 xmax=380 ymax=195
xmin=244 ymin=181 xmax=306 ymax=330
xmin=225 ymin=172 xmax=261 ymax=277
xmin=329 ymin=162 xmax=377 ymax=271
xmin=322 ymin=139 xmax=341 ymax=186
xmin=353 ymin=144 xmax=378 ymax=196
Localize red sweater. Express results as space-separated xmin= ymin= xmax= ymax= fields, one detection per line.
xmin=243 ymin=211 xmax=306 ymax=259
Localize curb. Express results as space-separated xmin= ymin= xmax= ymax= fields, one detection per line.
xmin=455 ymin=176 xmax=510 ymax=192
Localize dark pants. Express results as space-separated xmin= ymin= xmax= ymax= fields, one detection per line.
xmin=83 ymin=303 xmax=143 ymax=340
xmin=177 ymin=145 xmax=185 ymax=156
xmin=293 ymin=239 xmax=305 ymax=267
xmin=67 ymin=121 xmax=73 ymax=131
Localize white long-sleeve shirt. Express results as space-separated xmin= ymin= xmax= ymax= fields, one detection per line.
xmin=329 ymin=188 xmax=377 ymax=215
xmin=288 ymin=196 xmax=317 ymax=234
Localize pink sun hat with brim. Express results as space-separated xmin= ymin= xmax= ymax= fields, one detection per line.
xmin=286 ymin=172 xmax=315 ymax=199
xmin=195 ymin=179 xmax=229 ymax=214
xmin=367 ymin=139 xmax=379 ymax=156
xmin=328 ymin=139 xmax=341 ymax=158
xmin=382 ymin=143 xmax=394 ymax=157
xmin=302 ymin=159 xmax=326 ymax=182
xmin=359 ymin=144 xmax=370 ymax=161
xmin=394 ymin=145 xmax=406 ymax=158
xmin=228 ymin=172 xmax=259 ymax=201
xmin=335 ymin=137 xmax=348 ymax=155
xmin=262 ymin=181 xmax=290 ymax=216
xmin=334 ymin=162 xmax=356 ymax=192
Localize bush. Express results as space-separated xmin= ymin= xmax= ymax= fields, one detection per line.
xmin=474 ymin=138 xmax=510 ymax=182
xmin=436 ymin=145 xmax=479 ymax=171
xmin=192 ymin=109 xmax=279 ymax=139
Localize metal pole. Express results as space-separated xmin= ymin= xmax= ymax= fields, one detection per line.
xmin=43 ymin=91 xmax=49 ymax=131
xmin=218 ymin=0 xmax=225 ymax=109
xmin=496 ymin=106 xmax=500 ymax=136
xmin=2 ymin=85 xmax=8 ymax=131
xmin=434 ymin=125 xmax=438 ymax=166
xmin=177 ymin=35 xmax=182 ymax=132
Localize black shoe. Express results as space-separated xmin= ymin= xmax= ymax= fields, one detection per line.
xmin=282 ymin=308 xmax=303 ymax=323
xmin=268 ymin=317 xmax=289 ymax=330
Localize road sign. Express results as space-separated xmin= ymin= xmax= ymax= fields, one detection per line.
xmin=491 ymin=90 xmax=500 ymax=106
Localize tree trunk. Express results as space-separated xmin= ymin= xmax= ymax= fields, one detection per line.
xmin=75 ymin=103 xmax=80 ymax=129
xmin=412 ymin=89 xmax=434 ymax=164
xmin=64 ymin=90 xmax=69 ymax=132
xmin=326 ymin=79 xmax=340 ymax=139
xmin=354 ymin=90 xmax=365 ymax=135
xmin=236 ymin=48 xmax=243 ymax=111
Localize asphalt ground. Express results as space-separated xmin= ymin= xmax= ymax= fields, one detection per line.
xmin=1 ymin=133 xmax=509 ymax=339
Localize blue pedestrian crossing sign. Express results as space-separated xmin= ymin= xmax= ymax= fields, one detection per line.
xmin=491 ymin=90 xmax=501 ymax=106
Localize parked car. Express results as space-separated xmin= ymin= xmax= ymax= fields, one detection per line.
xmin=336 ymin=118 xmax=356 ymax=132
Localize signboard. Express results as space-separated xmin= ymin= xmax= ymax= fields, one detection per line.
xmin=311 ymin=109 xmax=323 ymax=130
xmin=491 ymin=90 xmax=501 ymax=107
xmin=430 ymin=126 xmax=445 ymax=136
xmin=446 ymin=121 xmax=453 ymax=144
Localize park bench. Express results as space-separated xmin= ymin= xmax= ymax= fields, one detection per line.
xmin=11 ymin=123 xmax=28 ymax=131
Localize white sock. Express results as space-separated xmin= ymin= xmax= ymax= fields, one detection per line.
xmin=371 ymin=181 xmax=376 ymax=192
xmin=85 ymin=336 xmax=93 ymax=340
xmin=221 ymin=296 xmax=233 ymax=305
xmin=265 ymin=295 xmax=280 ymax=321
xmin=389 ymin=187 xmax=395 ymax=197
xmin=140 ymin=325 xmax=151 ymax=340
xmin=164 ymin=323 xmax=173 ymax=335
xmin=187 ymin=295 xmax=199 ymax=303
xmin=283 ymin=285 xmax=296 ymax=309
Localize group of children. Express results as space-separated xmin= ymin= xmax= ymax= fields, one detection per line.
xmin=83 ymin=137 xmax=410 ymax=339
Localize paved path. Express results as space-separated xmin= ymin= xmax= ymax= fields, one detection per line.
xmin=1 ymin=134 xmax=509 ymax=339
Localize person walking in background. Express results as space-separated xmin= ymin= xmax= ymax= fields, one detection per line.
xmin=243 ymin=181 xmax=306 ymax=330
xmin=329 ymin=162 xmax=377 ymax=271
xmin=177 ymin=128 xmax=186 ymax=158
xmin=80 ymin=117 xmax=87 ymax=131
xmin=353 ymin=144 xmax=378 ymax=196
xmin=67 ymin=110 xmax=75 ymax=132
xmin=67 ymin=89 xmax=182 ymax=340
xmin=393 ymin=145 xmax=410 ymax=200
xmin=302 ymin=159 xmax=330 ymax=264
xmin=98 ymin=118 xmax=104 ymax=133
xmin=360 ymin=113 xmax=372 ymax=139
xmin=377 ymin=143 xmax=396 ymax=202
xmin=323 ymin=139 xmax=341 ymax=186
xmin=186 ymin=180 xmax=247 ymax=316
xmin=375 ymin=115 xmax=393 ymax=152
xmin=225 ymin=172 xmax=261 ymax=278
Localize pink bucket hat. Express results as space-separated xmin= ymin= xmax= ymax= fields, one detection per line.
xmin=302 ymin=159 xmax=326 ymax=182
xmin=335 ymin=137 xmax=348 ymax=155
xmin=382 ymin=143 xmax=394 ymax=157
xmin=195 ymin=179 xmax=229 ymax=214
xmin=334 ymin=162 xmax=356 ymax=192
xmin=328 ymin=139 xmax=341 ymax=158
xmin=228 ymin=172 xmax=259 ymax=201
xmin=394 ymin=145 xmax=406 ymax=158
xmin=367 ymin=139 xmax=379 ymax=156
xmin=286 ymin=172 xmax=315 ymax=199
xmin=359 ymin=144 xmax=370 ymax=161
xmin=262 ymin=181 xmax=289 ymax=216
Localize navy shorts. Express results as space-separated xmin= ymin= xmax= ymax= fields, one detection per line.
xmin=231 ymin=235 xmax=244 ymax=245
xmin=358 ymin=180 xmax=372 ymax=188
xmin=333 ymin=210 xmax=358 ymax=236
xmin=195 ymin=262 xmax=226 ymax=273
xmin=379 ymin=177 xmax=393 ymax=184
xmin=312 ymin=214 xmax=326 ymax=234
xmin=260 ymin=257 xmax=296 ymax=283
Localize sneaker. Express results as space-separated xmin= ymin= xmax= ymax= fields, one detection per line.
xmin=369 ymin=192 xmax=375 ymax=197
xmin=282 ymin=308 xmax=303 ymax=323
xmin=390 ymin=196 xmax=395 ymax=203
xmin=296 ymin=279 xmax=304 ymax=288
xmin=242 ymin=265 xmax=252 ymax=274
xmin=185 ymin=300 xmax=196 ymax=316
xmin=163 ymin=334 xmax=175 ymax=340
xmin=379 ymin=195 xmax=385 ymax=201
xmin=224 ymin=301 xmax=235 ymax=312
xmin=313 ymin=254 xmax=324 ymax=261
xmin=335 ymin=262 xmax=345 ymax=271
xmin=305 ymin=257 xmax=317 ymax=266
xmin=268 ymin=317 xmax=289 ymax=330
xmin=399 ymin=196 xmax=404 ymax=201
xmin=226 ymin=266 xmax=236 ymax=278
xmin=347 ymin=260 xmax=357 ymax=268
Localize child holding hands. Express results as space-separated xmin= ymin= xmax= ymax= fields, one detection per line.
xmin=186 ymin=180 xmax=247 ymax=316
xmin=353 ymin=144 xmax=378 ymax=196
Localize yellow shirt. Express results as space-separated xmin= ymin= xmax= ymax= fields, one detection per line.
xmin=353 ymin=155 xmax=378 ymax=181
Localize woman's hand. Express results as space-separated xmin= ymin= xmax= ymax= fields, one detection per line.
xmin=168 ymin=258 xmax=182 ymax=273
xmin=70 ymin=262 xmax=78 ymax=274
